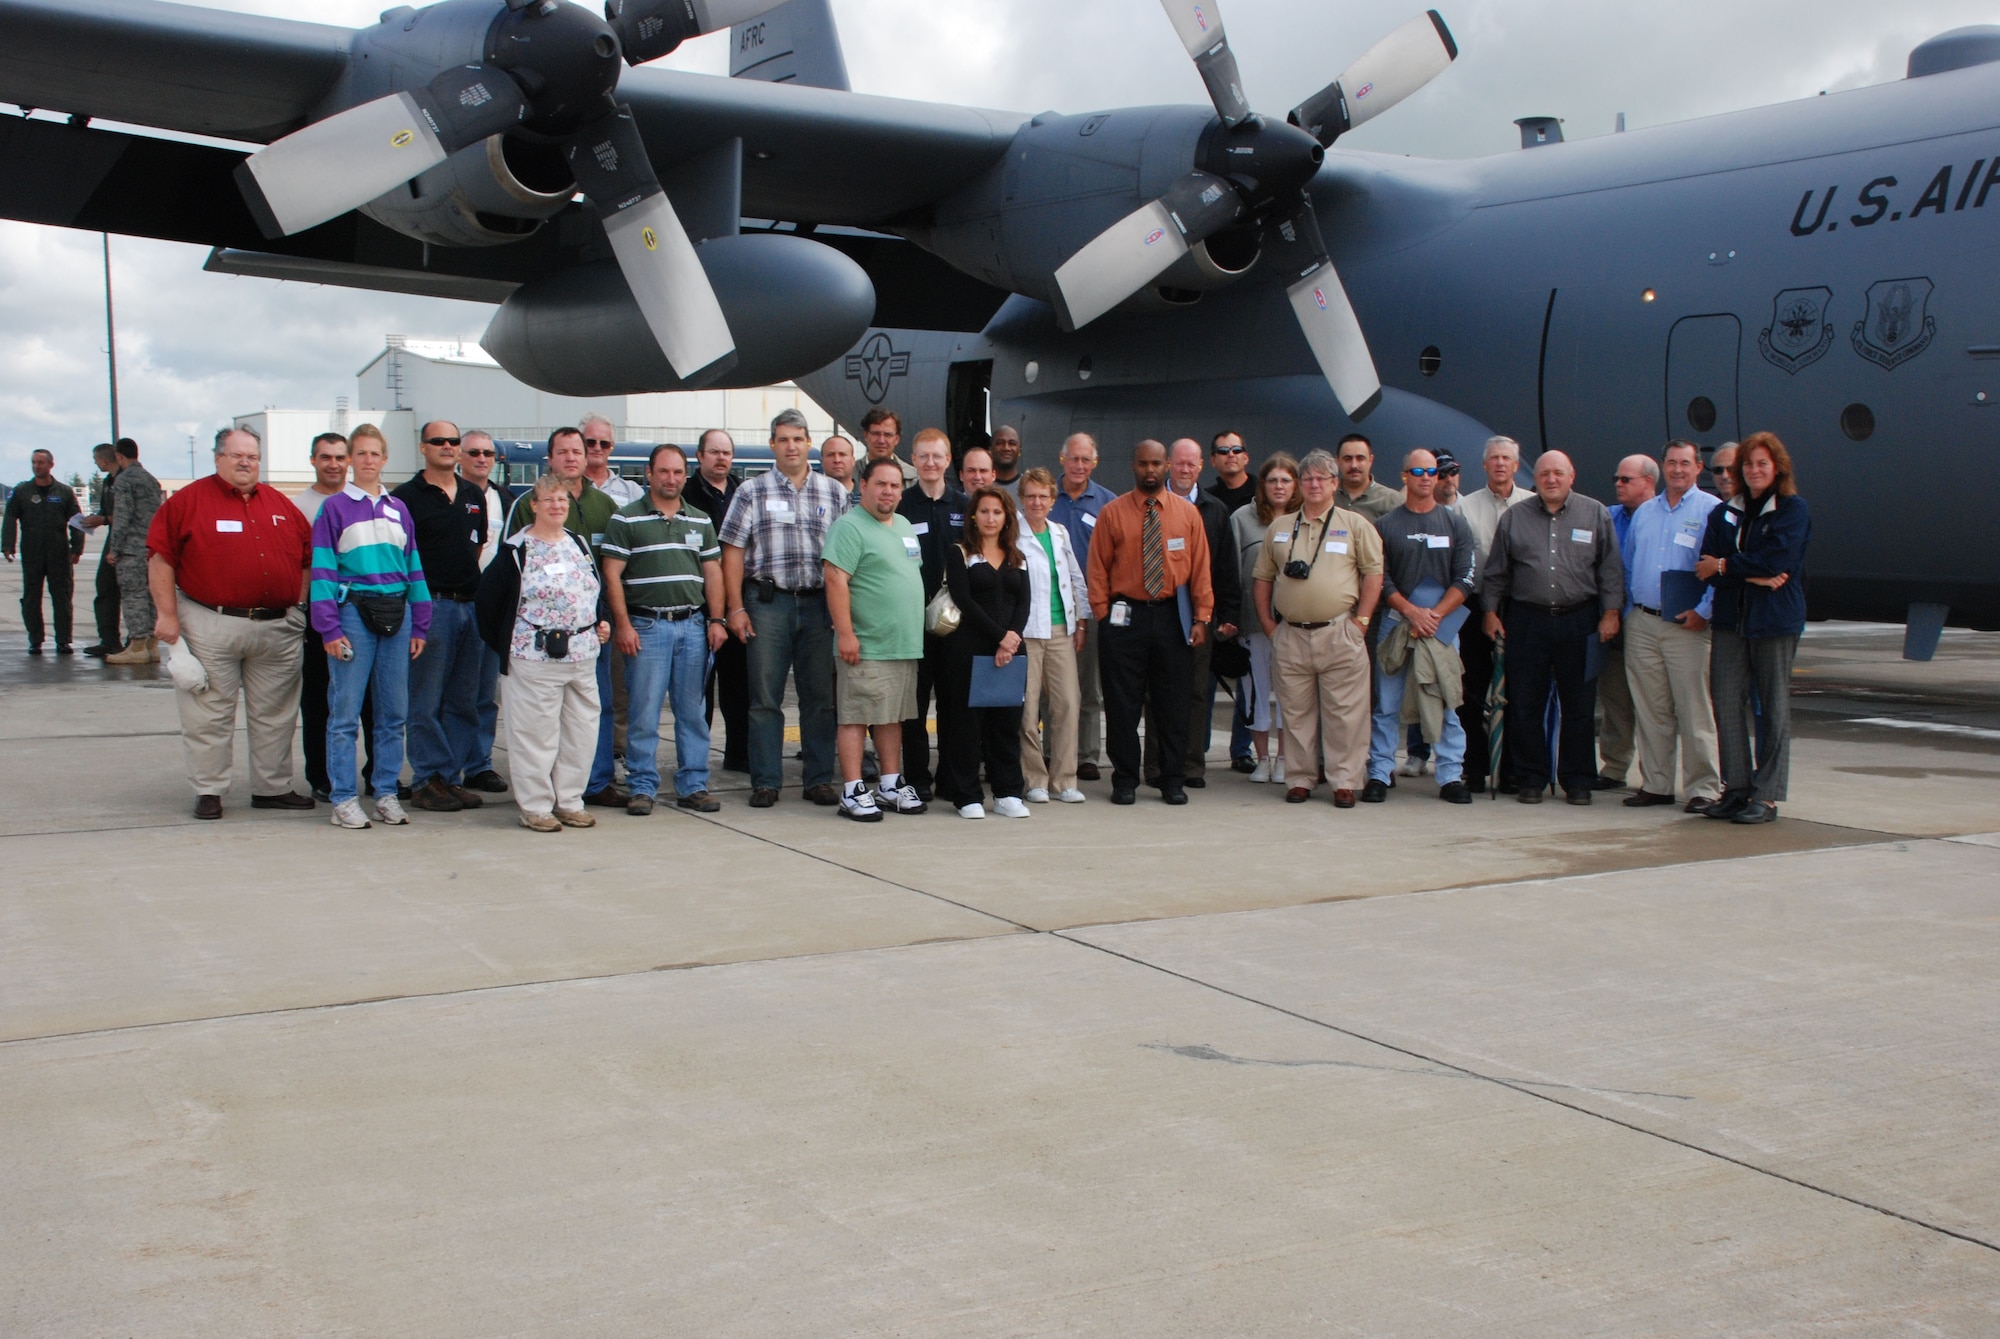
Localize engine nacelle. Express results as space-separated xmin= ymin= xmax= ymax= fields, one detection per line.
xmin=481 ymin=233 xmax=877 ymax=395
xmin=359 ymin=132 xmax=575 ymax=247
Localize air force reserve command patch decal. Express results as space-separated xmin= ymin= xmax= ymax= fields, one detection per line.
xmin=1851 ymin=276 xmax=1937 ymax=371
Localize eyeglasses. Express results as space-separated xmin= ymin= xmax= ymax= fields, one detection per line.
xmin=1614 ymin=474 xmax=1640 ymax=483
xmin=583 ymin=437 xmax=614 ymax=448
xmin=1709 ymin=464 xmax=1734 ymax=473
xmin=461 ymin=448 xmax=495 ymax=458
xmin=1406 ymin=467 xmax=1438 ymax=477
xmin=1212 ymin=446 xmax=1247 ymax=456
xmin=424 ymin=436 xmax=462 ymax=447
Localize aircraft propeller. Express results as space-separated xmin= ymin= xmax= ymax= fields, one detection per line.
xmin=231 ymin=0 xmax=785 ymax=389
xmin=1050 ymin=3 xmax=1459 ymax=420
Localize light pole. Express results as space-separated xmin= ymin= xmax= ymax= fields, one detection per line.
xmin=102 ymin=233 xmax=121 ymax=443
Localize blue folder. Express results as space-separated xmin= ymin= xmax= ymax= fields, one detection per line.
xmin=1660 ymin=570 xmax=1706 ymax=621
xmin=969 ymin=654 xmax=1029 ymax=708
xmin=1400 ymin=578 xmax=1472 ymax=642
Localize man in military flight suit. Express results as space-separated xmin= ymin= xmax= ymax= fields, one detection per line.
xmin=103 ymin=438 xmax=166 ymax=665
xmin=2 ymin=449 xmax=85 ymax=654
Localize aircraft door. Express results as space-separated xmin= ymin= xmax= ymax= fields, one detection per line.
xmin=946 ymin=359 xmax=993 ymax=467
xmin=1665 ymin=314 xmax=1741 ymax=449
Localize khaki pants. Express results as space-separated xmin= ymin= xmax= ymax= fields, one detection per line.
xmin=1595 ymin=635 xmax=1634 ymax=782
xmin=1075 ymin=618 xmax=1104 ymax=766
xmin=504 ymin=656 xmax=601 ymax=816
xmin=1273 ymin=618 xmax=1371 ymax=791
xmin=1624 ymin=613 xmax=1720 ymax=801
xmin=1021 ymin=624 xmax=1081 ymax=793
xmin=173 ymin=596 xmax=305 ymax=797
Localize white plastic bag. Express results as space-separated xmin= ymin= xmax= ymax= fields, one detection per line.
xmin=161 ymin=638 xmax=208 ymax=692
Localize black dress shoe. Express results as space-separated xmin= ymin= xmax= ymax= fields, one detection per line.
xmin=1077 ymin=762 xmax=1102 ymax=781
xmin=251 ymin=791 xmax=315 ymax=810
xmin=1623 ymin=790 xmax=1675 ymax=807
xmin=1683 ymin=795 xmax=1716 ymax=815
xmin=26 ymin=645 xmax=43 ymax=656
xmin=1439 ymin=781 xmax=1471 ymax=804
xmin=1360 ymin=779 xmax=1389 ymax=803
xmin=465 ymin=769 xmax=509 ymax=793
xmin=193 ymin=795 xmax=223 ymax=820
xmin=1182 ymin=774 xmax=1205 ymax=789
xmin=1516 ymin=788 xmax=1544 ymax=804
xmin=82 ymin=643 xmax=111 ymax=657
xmin=1566 ymin=787 xmax=1593 ymax=805
xmin=1231 ymin=757 xmax=1257 ymax=774
xmin=1731 ymin=799 xmax=1779 ymax=824
xmin=1467 ymin=776 xmax=1487 ymax=794
xmin=56 ymin=644 xmax=74 ymax=655
xmin=1592 ymin=774 xmax=1625 ymax=791
xmin=311 ymin=787 xmax=333 ymax=803
xmin=1111 ymin=786 xmax=1136 ymax=805
xmin=1161 ymin=787 xmax=1188 ymax=805
xmin=1497 ymin=779 xmax=1519 ymax=795
xmin=1704 ymin=791 xmax=1751 ymax=821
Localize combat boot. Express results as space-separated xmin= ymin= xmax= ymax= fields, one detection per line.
xmin=105 ymin=636 xmax=156 ymax=665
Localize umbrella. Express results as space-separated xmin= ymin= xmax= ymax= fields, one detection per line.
xmin=1484 ymin=638 xmax=1507 ymax=800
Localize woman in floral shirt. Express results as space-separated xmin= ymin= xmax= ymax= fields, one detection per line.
xmin=475 ymin=476 xmax=610 ymax=832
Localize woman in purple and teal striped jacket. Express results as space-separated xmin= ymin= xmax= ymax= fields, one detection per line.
xmin=309 ymin=424 xmax=433 ymax=830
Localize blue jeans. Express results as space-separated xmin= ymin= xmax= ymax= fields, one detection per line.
xmin=469 ymin=640 xmax=501 ymax=776
xmin=590 ymin=651 xmax=616 ymax=794
xmin=624 ymin=614 xmax=712 ymax=799
xmin=327 ymin=602 xmax=410 ymax=805
xmin=404 ymin=597 xmax=482 ymax=787
xmin=1368 ymin=638 xmax=1467 ymax=784
xmin=745 ymin=588 xmax=835 ymax=791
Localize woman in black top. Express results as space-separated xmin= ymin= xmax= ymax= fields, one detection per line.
xmin=942 ymin=486 xmax=1031 ymax=818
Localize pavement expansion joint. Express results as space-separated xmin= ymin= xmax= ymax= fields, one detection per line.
xmin=1052 ymin=929 xmax=2000 ymax=1260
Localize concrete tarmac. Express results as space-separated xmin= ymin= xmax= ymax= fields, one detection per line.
xmin=3 ymin=552 xmax=1998 ymax=1334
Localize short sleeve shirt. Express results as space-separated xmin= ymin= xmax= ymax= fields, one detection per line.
xmin=147 ymin=474 xmax=312 ymax=610
xmin=718 ymin=469 xmax=850 ymax=589
xmin=822 ymin=509 xmax=924 ymax=660
xmin=601 ymin=497 xmax=719 ymax=612
xmin=511 ymin=535 xmax=603 ymax=663
xmin=1253 ymin=507 xmax=1383 ymax=623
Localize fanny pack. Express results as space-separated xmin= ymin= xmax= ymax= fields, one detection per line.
xmin=344 ymin=590 xmax=408 ymax=637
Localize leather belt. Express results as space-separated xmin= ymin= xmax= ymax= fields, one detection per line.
xmin=187 ymin=597 xmax=291 ymax=621
xmin=1511 ymin=598 xmax=1596 ymax=618
xmin=1114 ymin=595 xmax=1177 ymax=607
xmin=1632 ymin=603 xmax=1662 ymax=617
xmin=633 ymin=606 xmax=702 ymax=621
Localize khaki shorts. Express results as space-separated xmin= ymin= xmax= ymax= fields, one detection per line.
xmin=835 ymin=656 xmax=919 ymax=725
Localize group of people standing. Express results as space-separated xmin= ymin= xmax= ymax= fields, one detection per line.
xmin=2 ymin=438 xmax=163 ymax=663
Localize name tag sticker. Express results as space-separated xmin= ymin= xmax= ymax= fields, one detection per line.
xmin=1273 ymin=531 xmax=1291 ymax=543
xmin=765 ymin=500 xmax=791 ymax=514
xmin=686 ymin=532 xmax=703 ymax=547
xmin=545 ymin=562 xmax=573 ymax=576
xmin=1081 ymin=514 xmax=1097 ymax=528
xmin=949 ymin=513 xmax=964 ymax=528
xmin=1326 ymin=540 xmax=1348 ymax=555
xmin=1109 ymin=601 xmax=1131 ymax=627
xmin=1426 ymin=534 xmax=1451 ymax=549
xmin=1166 ymin=536 xmax=1186 ymax=552
xmin=216 ymin=519 xmax=243 ymax=533
xmin=1674 ymin=531 xmax=1700 ymax=549
xmin=902 ymin=537 xmax=921 ymax=556
xmin=911 ymin=521 xmax=930 ymax=536
xmin=1570 ymin=528 xmax=1593 ymax=544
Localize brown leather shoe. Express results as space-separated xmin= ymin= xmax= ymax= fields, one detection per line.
xmin=448 ymin=785 xmax=485 ymax=809
xmin=1333 ymin=789 xmax=1357 ymax=808
xmin=677 ymin=791 xmax=722 ymax=813
xmin=1285 ymin=786 xmax=1311 ymax=804
xmin=1075 ymin=762 xmax=1101 ymax=781
xmin=803 ymin=783 xmax=841 ymax=806
xmin=194 ymin=795 xmax=223 ymax=820
xmin=251 ymin=791 xmax=315 ymax=810
xmin=411 ymin=777 xmax=464 ymax=812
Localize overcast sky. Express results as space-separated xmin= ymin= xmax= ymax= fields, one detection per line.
xmin=3 ymin=0 xmax=1994 ymax=483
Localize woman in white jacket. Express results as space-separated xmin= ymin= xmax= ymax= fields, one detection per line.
xmin=1015 ymin=468 xmax=1090 ymax=803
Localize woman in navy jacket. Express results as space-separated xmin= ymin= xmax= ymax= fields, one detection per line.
xmin=1696 ymin=432 xmax=1812 ymax=824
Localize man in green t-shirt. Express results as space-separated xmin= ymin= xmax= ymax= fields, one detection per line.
xmin=822 ymin=456 xmax=927 ymax=820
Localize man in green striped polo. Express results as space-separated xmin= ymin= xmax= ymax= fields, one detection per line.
xmin=602 ymin=445 xmax=729 ymax=815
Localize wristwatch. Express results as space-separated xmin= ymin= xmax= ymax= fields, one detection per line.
xmin=1355 ymin=614 xmax=1372 ymax=628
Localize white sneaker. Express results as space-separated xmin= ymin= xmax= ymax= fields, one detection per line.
xmin=956 ymin=802 xmax=986 ymax=820
xmin=1025 ymin=788 xmax=1051 ymax=804
xmin=874 ymin=783 xmax=927 ymax=815
xmin=1248 ymin=759 xmax=1272 ymax=783
xmin=330 ymin=798 xmax=372 ymax=829
xmin=840 ymin=787 xmax=883 ymax=822
xmin=1398 ymin=755 xmax=1432 ymax=777
xmin=1056 ymin=788 xmax=1087 ymax=804
xmin=374 ymin=795 xmax=410 ymax=825
xmin=993 ymin=796 xmax=1031 ymax=819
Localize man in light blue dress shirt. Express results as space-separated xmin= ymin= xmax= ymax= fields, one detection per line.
xmin=1619 ymin=440 xmax=1722 ymax=811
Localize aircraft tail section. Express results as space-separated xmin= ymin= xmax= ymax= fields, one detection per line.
xmin=730 ymin=0 xmax=850 ymax=92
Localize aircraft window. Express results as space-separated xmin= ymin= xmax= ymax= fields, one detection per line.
xmin=1419 ymin=346 xmax=1442 ymax=377
xmin=1841 ymin=403 xmax=1876 ymax=441
xmin=1686 ymin=396 xmax=1717 ymax=432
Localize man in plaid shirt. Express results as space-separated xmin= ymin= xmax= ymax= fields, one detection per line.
xmin=719 ymin=408 xmax=851 ymax=808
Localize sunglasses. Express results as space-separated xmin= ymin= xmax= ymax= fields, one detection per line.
xmin=1614 ymin=474 xmax=1641 ymax=483
xmin=461 ymin=448 xmax=495 ymax=458
xmin=1212 ymin=445 xmax=1247 ymax=456
xmin=1406 ymin=466 xmax=1439 ymax=477
xmin=583 ymin=437 xmax=614 ymax=448
xmin=424 ymin=436 xmax=462 ymax=447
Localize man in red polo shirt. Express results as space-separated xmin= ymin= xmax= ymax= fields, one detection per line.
xmin=146 ymin=425 xmax=315 ymax=820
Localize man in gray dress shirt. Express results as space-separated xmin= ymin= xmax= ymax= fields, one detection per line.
xmin=1478 ymin=451 xmax=1624 ymax=805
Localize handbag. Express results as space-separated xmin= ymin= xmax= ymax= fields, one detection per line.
xmin=924 ymin=584 xmax=961 ymax=636
xmin=345 ymin=590 xmax=408 ymax=637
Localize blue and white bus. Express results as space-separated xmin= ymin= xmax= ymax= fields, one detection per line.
xmin=490 ymin=439 xmax=817 ymax=490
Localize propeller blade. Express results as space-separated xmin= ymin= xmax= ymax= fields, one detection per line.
xmin=1268 ymin=200 xmax=1381 ymax=419
xmin=607 ymin=0 xmax=786 ymax=65
xmin=1287 ymin=10 xmax=1457 ymax=147
xmin=1157 ymin=0 xmax=1252 ymax=126
xmin=565 ymin=104 xmax=737 ymax=387
xmin=1050 ymin=171 xmax=1244 ymax=331
xmin=235 ymin=66 xmax=529 ymax=238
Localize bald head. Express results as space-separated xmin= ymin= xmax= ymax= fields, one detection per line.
xmin=1132 ymin=438 xmax=1168 ymax=494
xmin=1401 ymin=448 xmax=1439 ymax=507
xmin=1533 ymin=451 xmax=1576 ymax=510
xmin=1168 ymin=437 xmax=1203 ymax=494
xmin=1614 ymin=453 xmax=1659 ymax=512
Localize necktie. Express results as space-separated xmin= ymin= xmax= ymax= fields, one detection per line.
xmin=1142 ymin=499 xmax=1165 ymax=599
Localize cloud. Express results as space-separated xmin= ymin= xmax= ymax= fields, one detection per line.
xmin=3 ymin=0 xmax=1993 ymax=482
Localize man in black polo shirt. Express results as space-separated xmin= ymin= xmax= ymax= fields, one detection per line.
xmin=393 ymin=419 xmax=490 ymax=812
xmin=685 ymin=428 xmax=748 ymax=771
xmin=895 ymin=427 xmax=968 ymax=802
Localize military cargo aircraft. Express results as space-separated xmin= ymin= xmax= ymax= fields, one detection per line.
xmin=0 ymin=0 xmax=1994 ymax=644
